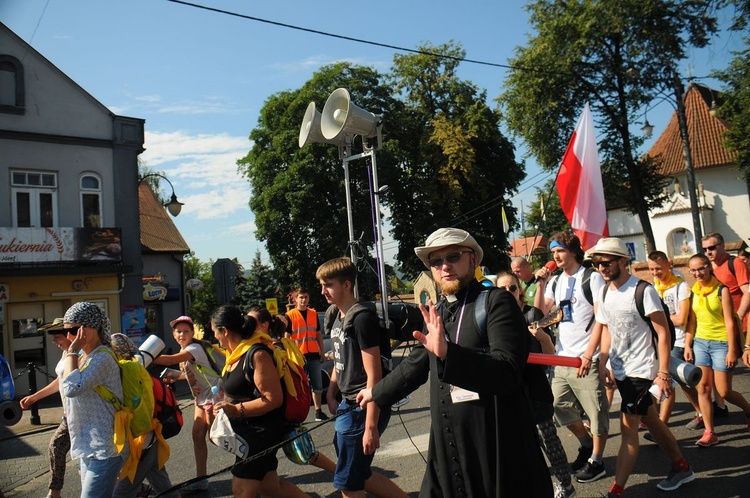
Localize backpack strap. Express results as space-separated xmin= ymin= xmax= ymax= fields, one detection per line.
xmin=582 ymin=267 xmax=595 ymax=306
xmin=728 ymin=255 xmax=737 ymax=280
xmin=474 ymin=288 xmax=489 ymax=336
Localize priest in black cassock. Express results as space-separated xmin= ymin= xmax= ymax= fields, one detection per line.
xmin=358 ymin=228 xmax=553 ymax=498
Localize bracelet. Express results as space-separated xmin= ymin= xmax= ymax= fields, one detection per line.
xmin=238 ymin=402 xmax=245 ymax=418
xmin=581 ymin=355 xmax=592 ymax=362
xmin=743 ymin=344 xmax=750 ymax=350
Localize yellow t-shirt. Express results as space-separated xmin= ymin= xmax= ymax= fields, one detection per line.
xmin=692 ymin=284 xmax=727 ymax=342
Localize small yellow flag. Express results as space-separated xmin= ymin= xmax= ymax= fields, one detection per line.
xmin=265 ymin=298 xmax=279 ymax=315
xmin=501 ymin=206 xmax=510 ymax=234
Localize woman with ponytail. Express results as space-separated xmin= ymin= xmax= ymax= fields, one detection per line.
xmin=685 ymin=253 xmax=750 ymax=447
xmin=211 ymin=305 xmax=307 ymax=498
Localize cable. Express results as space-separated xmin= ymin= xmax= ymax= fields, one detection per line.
xmin=165 ymin=0 xmax=559 ymax=74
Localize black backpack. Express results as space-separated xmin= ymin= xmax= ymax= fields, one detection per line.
xmin=601 ymin=279 xmax=676 ymax=356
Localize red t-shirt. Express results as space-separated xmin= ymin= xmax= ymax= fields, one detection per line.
xmin=713 ymin=256 xmax=749 ymax=314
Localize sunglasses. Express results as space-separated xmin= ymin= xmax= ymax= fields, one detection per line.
xmin=595 ymin=259 xmax=618 ymax=268
xmin=702 ymin=244 xmax=721 ymax=252
xmin=62 ymin=326 xmax=81 ymax=334
xmin=505 ymin=284 xmax=518 ymax=292
xmin=428 ymin=250 xmax=473 ymax=268
xmin=689 ymin=265 xmax=710 ymax=274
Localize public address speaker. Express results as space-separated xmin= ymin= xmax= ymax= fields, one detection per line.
xmin=321 ymin=88 xmax=380 ymax=142
xmin=298 ymin=102 xmax=347 ymax=148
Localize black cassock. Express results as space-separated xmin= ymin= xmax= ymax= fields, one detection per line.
xmin=373 ymin=280 xmax=553 ymax=498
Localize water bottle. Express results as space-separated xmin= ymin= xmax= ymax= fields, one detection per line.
xmin=208 ymin=385 xmax=224 ymax=409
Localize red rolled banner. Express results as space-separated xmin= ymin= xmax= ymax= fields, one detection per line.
xmin=528 ymin=353 xmax=582 ymax=368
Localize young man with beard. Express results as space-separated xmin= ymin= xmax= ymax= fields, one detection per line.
xmin=592 ymin=238 xmax=695 ymax=497
xmin=358 ymin=228 xmax=552 ymax=497
xmin=534 ymin=231 xmax=609 ymax=483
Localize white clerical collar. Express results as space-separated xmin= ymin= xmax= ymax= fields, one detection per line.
xmin=445 ymin=294 xmax=458 ymax=303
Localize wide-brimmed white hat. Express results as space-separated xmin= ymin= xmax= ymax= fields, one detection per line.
xmin=589 ymin=237 xmax=630 ymax=259
xmin=414 ymin=228 xmax=483 ymax=268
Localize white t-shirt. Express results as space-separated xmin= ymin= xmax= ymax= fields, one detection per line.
xmin=55 ymin=352 xmax=66 ymax=398
xmin=182 ymin=342 xmax=221 ymax=407
xmin=544 ymin=266 xmax=605 ymax=358
xmin=596 ymin=276 xmax=662 ymax=381
xmin=657 ymin=279 xmax=690 ymax=347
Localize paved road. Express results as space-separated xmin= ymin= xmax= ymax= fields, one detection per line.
xmin=3 ymin=351 xmax=750 ymax=497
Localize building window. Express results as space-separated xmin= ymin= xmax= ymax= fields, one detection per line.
xmin=11 ymin=171 xmax=57 ymax=227
xmin=0 ymin=55 xmax=25 ymax=114
xmin=80 ymin=174 xmax=102 ymax=228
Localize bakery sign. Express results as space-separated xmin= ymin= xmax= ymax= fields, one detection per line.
xmin=0 ymin=227 xmax=122 ymax=263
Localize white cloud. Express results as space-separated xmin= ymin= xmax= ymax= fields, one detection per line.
xmin=135 ymin=94 xmax=161 ymax=103
xmin=142 ymin=130 xmax=249 ymax=165
xmin=270 ymin=54 xmax=390 ymax=73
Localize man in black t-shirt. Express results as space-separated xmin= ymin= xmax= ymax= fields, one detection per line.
xmin=316 ymin=257 xmax=391 ymax=498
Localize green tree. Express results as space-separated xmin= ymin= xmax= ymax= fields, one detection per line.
xmin=184 ymin=253 xmax=218 ymax=336
xmin=238 ymin=63 xmax=397 ymax=301
xmin=235 ymin=251 xmax=281 ymax=311
xmin=522 ymin=180 xmax=570 ymax=238
xmin=382 ymin=42 xmax=525 ymax=277
xmin=715 ymin=1 xmax=750 ymax=180
xmin=500 ymin=0 xmax=717 ymax=252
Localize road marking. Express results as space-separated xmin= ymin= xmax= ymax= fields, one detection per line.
xmin=376 ymin=432 xmax=430 ymax=458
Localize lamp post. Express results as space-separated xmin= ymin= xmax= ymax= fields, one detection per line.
xmin=138 ymin=173 xmax=184 ymax=217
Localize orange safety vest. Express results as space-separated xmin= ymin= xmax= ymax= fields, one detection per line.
xmin=286 ymin=308 xmax=320 ymax=354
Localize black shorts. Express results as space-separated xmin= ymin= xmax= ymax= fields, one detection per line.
xmin=230 ymin=421 xmax=285 ymax=481
xmin=615 ymin=377 xmax=653 ymax=415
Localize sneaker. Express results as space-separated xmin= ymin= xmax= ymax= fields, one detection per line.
xmin=643 ymin=431 xmax=655 ymax=442
xmin=686 ymin=414 xmax=704 ymax=430
xmin=314 ymin=409 xmax=329 ymax=421
xmin=713 ymin=401 xmax=729 ymax=418
xmin=553 ymin=482 xmax=577 ymax=498
xmin=638 ymin=422 xmax=648 ymax=430
xmin=575 ymin=459 xmax=606 ymax=483
xmin=656 ymin=466 xmax=696 ymax=491
xmin=182 ymin=478 xmax=209 ymax=492
xmin=571 ymin=446 xmax=591 ymax=473
xmin=696 ymin=430 xmax=718 ymax=447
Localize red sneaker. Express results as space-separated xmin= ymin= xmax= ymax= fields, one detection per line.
xmin=696 ymin=430 xmax=718 ymax=447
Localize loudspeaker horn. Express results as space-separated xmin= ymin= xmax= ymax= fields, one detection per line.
xmin=321 ymin=88 xmax=380 ymax=142
xmin=298 ymin=102 xmax=347 ymax=148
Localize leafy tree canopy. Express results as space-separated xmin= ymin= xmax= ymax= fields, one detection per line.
xmin=499 ymin=0 xmax=717 ymax=251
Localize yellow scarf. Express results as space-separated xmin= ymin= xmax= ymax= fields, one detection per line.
xmin=221 ymin=332 xmax=306 ymax=398
xmin=692 ymin=276 xmax=721 ymax=297
xmin=654 ymin=271 xmax=682 ymax=297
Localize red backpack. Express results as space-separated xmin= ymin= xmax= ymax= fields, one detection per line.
xmin=151 ymin=376 xmax=183 ymax=439
xmin=245 ymin=341 xmax=312 ymax=425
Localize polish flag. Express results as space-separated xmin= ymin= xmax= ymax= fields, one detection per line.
xmin=556 ymin=103 xmax=609 ymax=250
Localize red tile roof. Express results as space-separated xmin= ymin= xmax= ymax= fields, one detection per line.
xmin=507 ymin=236 xmax=548 ymax=258
xmin=139 ymin=183 xmax=190 ymax=253
xmin=646 ymin=83 xmax=736 ymax=176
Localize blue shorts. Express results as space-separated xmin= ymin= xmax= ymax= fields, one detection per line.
xmin=693 ymin=338 xmax=732 ymax=373
xmin=304 ymin=355 xmax=324 ymax=393
xmin=332 ymin=399 xmax=390 ymax=491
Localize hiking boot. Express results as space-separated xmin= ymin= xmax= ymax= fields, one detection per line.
xmin=713 ymin=401 xmax=729 ymax=418
xmin=685 ymin=414 xmax=704 ymax=430
xmin=314 ymin=409 xmax=329 ymax=421
xmin=695 ymin=430 xmax=719 ymax=447
xmin=553 ymin=482 xmax=576 ymax=498
xmin=656 ymin=466 xmax=696 ymax=491
xmin=575 ymin=459 xmax=606 ymax=483
xmin=570 ymin=446 xmax=591 ymax=473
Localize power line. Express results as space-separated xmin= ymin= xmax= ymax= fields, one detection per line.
xmin=166 ymin=0 xmax=553 ymax=73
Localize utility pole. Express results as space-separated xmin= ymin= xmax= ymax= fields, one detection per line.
xmin=673 ymin=73 xmax=704 ymax=247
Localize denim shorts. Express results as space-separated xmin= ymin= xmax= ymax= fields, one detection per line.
xmin=332 ymin=399 xmax=390 ymax=491
xmin=693 ymin=338 xmax=732 ymax=373
xmin=304 ymin=355 xmax=324 ymax=393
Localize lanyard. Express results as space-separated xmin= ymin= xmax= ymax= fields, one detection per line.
xmin=450 ymin=292 xmax=469 ymax=345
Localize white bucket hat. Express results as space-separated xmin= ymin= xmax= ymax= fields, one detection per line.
xmin=415 ymin=228 xmax=483 ymax=268
xmin=589 ymin=237 xmax=630 ymax=259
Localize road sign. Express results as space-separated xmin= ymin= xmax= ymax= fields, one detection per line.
xmin=265 ymin=298 xmax=278 ymax=315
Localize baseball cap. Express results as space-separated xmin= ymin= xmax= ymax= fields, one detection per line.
xmin=169 ymin=315 xmax=194 ymax=329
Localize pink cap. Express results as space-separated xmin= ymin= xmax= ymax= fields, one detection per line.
xmin=169 ymin=315 xmax=194 ymax=328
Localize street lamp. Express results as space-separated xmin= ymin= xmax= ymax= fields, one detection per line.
xmin=138 ymin=173 xmax=184 ymax=217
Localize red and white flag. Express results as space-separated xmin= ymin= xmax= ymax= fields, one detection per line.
xmin=556 ymin=103 xmax=609 ymax=250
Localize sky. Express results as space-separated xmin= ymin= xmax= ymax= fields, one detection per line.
xmin=1 ymin=0 xmax=743 ymax=270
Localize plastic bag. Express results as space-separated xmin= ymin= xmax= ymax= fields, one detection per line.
xmin=209 ymin=410 xmax=248 ymax=458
